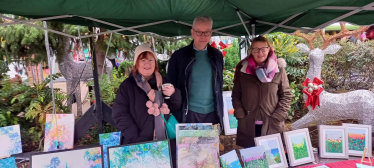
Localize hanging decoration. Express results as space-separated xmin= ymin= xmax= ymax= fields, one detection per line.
xmin=302 ymin=77 xmax=324 ymax=110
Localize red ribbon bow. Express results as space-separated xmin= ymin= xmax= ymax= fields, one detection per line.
xmin=302 ymin=77 xmax=324 ymax=110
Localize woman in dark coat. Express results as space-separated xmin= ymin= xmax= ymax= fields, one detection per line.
xmin=112 ymin=43 xmax=181 ymax=167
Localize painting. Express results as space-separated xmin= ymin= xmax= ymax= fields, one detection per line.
xmin=31 ymin=145 xmax=103 ymax=168
xmin=108 ymin=140 xmax=172 ymax=168
xmin=99 ymin=132 xmax=121 ymax=168
xmin=223 ymin=91 xmax=238 ymax=135
xmin=181 ymin=137 xmax=218 ymax=144
xmin=177 ymin=130 xmax=219 ymax=144
xmin=239 ymin=146 xmax=269 ymax=168
xmin=44 ymin=114 xmax=75 ymax=152
xmin=178 ymin=143 xmax=219 ymax=168
xmin=284 ymin=128 xmax=315 ymax=166
xmin=176 ymin=123 xmax=212 ymax=143
xmin=319 ymin=125 xmax=348 ymax=159
xmin=255 ymin=133 xmax=288 ymax=168
xmin=0 ymin=125 xmax=22 ymax=158
xmin=343 ymin=123 xmax=372 ymax=157
xmin=0 ymin=157 xmax=17 ymax=168
xmin=357 ymin=163 xmax=374 ymax=168
xmin=219 ymin=150 xmax=242 ymax=168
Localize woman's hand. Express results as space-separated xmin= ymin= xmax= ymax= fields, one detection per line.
xmin=162 ymin=85 xmax=175 ymax=97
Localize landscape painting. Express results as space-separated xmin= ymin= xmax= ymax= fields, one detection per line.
xmin=343 ymin=123 xmax=372 ymax=156
xmin=226 ymin=97 xmax=238 ymax=129
xmin=99 ymin=132 xmax=121 ymax=168
xmin=108 ymin=140 xmax=172 ymax=168
xmin=240 ymin=146 xmax=269 ymax=168
xmin=0 ymin=125 xmax=22 ymax=158
xmin=222 ymin=91 xmax=237 ymax=135
xmin=325 ymin=130 xmax=343 ymax=153
xmin=258 ymin=138 xmax=284 ymax=167
xmin=290 ymin=134 xmax=310 ymax=161
xmin=31 ymin=146 xmax=103 ymax=168
xmin=44 ymin=114 xmax=75 ymax=152
xmin=219 ymin=150 xmax=242 ymax=168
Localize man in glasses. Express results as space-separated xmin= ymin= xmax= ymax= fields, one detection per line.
xmin=167 ymin=16 xmax=224 ymax=127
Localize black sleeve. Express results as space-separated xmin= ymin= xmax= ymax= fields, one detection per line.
xmin=167 ymin=52 xmax=178 ymax=87
xmin=112 ymin=81 xmax=139 ymax=144
xmin=162 ymin=77 xmax=182 ymax=111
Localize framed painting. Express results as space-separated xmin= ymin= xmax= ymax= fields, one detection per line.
xmin=108 ymin=140 xmax=172 ymax=168
xmin=222 ymin=91 xmax=238 ymax=135
xmin=0 ymin=157 xmax=17 ymax=168
xmin=283 ymin=128 xmax=315 ymax=167
xmin=44 ymin=114 xmax=75 ymax=152
xmin=255 ymin=133 xmax=288 ymax=168
xmin=319 ymin=125 xmax=349 ymax=159
xmin=99 ymin=132 xmax=121 ymax=168
xmin=239 ymin=146 xmax=269 ymax=168
xmin=176 ymin=123 xmax=212 ymax=143
xmin=356 ymin=163 xmax=374 ymax=168
xmin=219 ymin=150 xmax=242 ymax=168
xmin=0 ymin=125 xmax=22 ymax=158
xmin=342 ymin=123 xmax=372 ymax=157
xmin=31 ymin=145 xmax=103 ymax=168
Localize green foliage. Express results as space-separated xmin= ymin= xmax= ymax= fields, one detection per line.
xmin=76 ymin=123 xmax=118 ymax=146
xmin=0 ymin=60 xmax=8 ymax=80
xmin=288 ymin=81 xmax=303 ymax=120
xmin=322 ymin=40 xmax=374 ymax=91
xmin=117 ymin=61 xmax=134 ymax=77
xmin=158 ymin=60 xmax=168 ymax=77
xmin=88 ymin=69 xmax=127 ymax=105
xmin=292 ymin=138 xmax=309 ymax=160
xmin=224 ymin=39 xmax=241 ymax=70
xmin=223 ymin=70 xmax=234 ymax=91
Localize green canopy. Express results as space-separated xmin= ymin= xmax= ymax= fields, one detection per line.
xmin=0 ymin=0 xmax=373 ymax=37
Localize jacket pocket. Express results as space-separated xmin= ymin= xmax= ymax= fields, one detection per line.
xmin=267 ymin=117 xmax=285 ymax=135
xmin=237 ymin=117 xmax=248 ymax=135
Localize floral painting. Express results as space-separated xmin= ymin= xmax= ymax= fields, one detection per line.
xmin=99 ymin=132 xmax=121 ymax=168
xmin=348 ymin=128 xmax=366 ymax=152
xmin=325 ymin=130 xmax=343 ymax=153
xmin=108 ymin=140 xmax=171 ymax=168
xmin=0 ymin=125 xmax=22 ymax=158
xmin=178 ymin=143 xmax=220 ymax=168
xmin=31 ymin=146 xmax=103 ymax=168
xmin=0 ymin=157 xmax=17 ymax=168
xmin=240 ymin=146 xmax=269 ymax=168
xmin=220 ymin=150 xmax=242 ymax=168
xmin=44 ymin=114 xmax=75 ymax=152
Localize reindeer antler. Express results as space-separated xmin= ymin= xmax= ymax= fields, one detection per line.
xmin=320 ymin=22 xmax=369 ymax=49
xmin=293 ymin=30 xmax=320 ymax=50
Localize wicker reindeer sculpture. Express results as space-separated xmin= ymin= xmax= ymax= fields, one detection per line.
xmin=291 ymin=23 xmax=373 ymax=130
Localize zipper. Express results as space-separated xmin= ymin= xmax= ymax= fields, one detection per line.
xmin=185 ymin=58 xmax=195 ymax=115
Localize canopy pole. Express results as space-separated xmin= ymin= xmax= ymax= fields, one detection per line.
xmin=251 ymin=24 xmax=255 ymax=39
xmin=44 ymin=21 xmax=60 ymax=149
xmin=262 ymin=12 xmax=303 ymax=35
xmin=312 ymin=2 xmax=374 ymax=31
xmin=0 ymin=15 xmax=72 ymax=27
xmin=236 ymin=10 xmax=251 ymax=37
xmin=101 ymin=32 xmax=113 ymax=78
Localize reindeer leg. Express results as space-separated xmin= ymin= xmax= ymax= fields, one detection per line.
xmin=291 ymin=112 xmax=316 ymax=130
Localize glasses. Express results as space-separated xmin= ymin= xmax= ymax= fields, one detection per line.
xmin=252 ymin=47 xmax=269 ymax=53
xmin=193 ymin=29 xmax=212 ymax=36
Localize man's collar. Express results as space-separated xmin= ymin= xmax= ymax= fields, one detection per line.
xmin=193 ymin=44 xmax=208 ymax=51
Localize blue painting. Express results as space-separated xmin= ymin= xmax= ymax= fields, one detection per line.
xmin=220 ymin=150 xmax=242 ymax=168
xmin=108 ymin=140 xmax=171 ymax=168
xmin=0 ymin=125 xmax=22 ymax=158
xmin=99 ymin=132 xmax=121 ymax=168
xmin=0 ymin=157 xmax=17 ymax=168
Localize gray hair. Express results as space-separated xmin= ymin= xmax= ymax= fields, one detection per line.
xmin=192 ymin=16 xmax=213 ymax=29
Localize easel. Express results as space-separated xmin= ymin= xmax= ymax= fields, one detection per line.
xmin=361 ymin=147 xmax=373 ymax=166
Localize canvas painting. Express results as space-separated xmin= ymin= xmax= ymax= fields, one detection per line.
xmin=31 ymin=146 xmax=103 ymax=168
xmin=284 ymin=128 xmax=314 ymax=166
xmin=177 ymin=130 xmax=219 ymax=144
xmin=0 ymin=157 xmax=17 ymax=168
xmin=240 ymin=146 xmax=269 ymax=168
xmin=343 ymin=123 xmax=372 ymax=157
xmin=223 ymin=91 xmax=238 ymax=135
xmin=108 ymin=140 xmax=172 ymax=168
xmin=0 ymin=125 xmax=22 ymax=158
xmin=319 ymin=126 xmax=348 ymax=159
xmin=178 ymin=143 xmax=219 ymax=168
xmin=219 ymin=150 xmax=242 ymax=168
xmin=255 ymin=133 xmax=288 ymax=168
xmin=44 ymin=114 xmax=75 ymax=152
xmin=181 ymin=137 xmax=218 ymax=144
xmin=99 ymin=132 xmax=121 ymax=168
xmin=176 ymin=123 xmax=212 ymax=144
